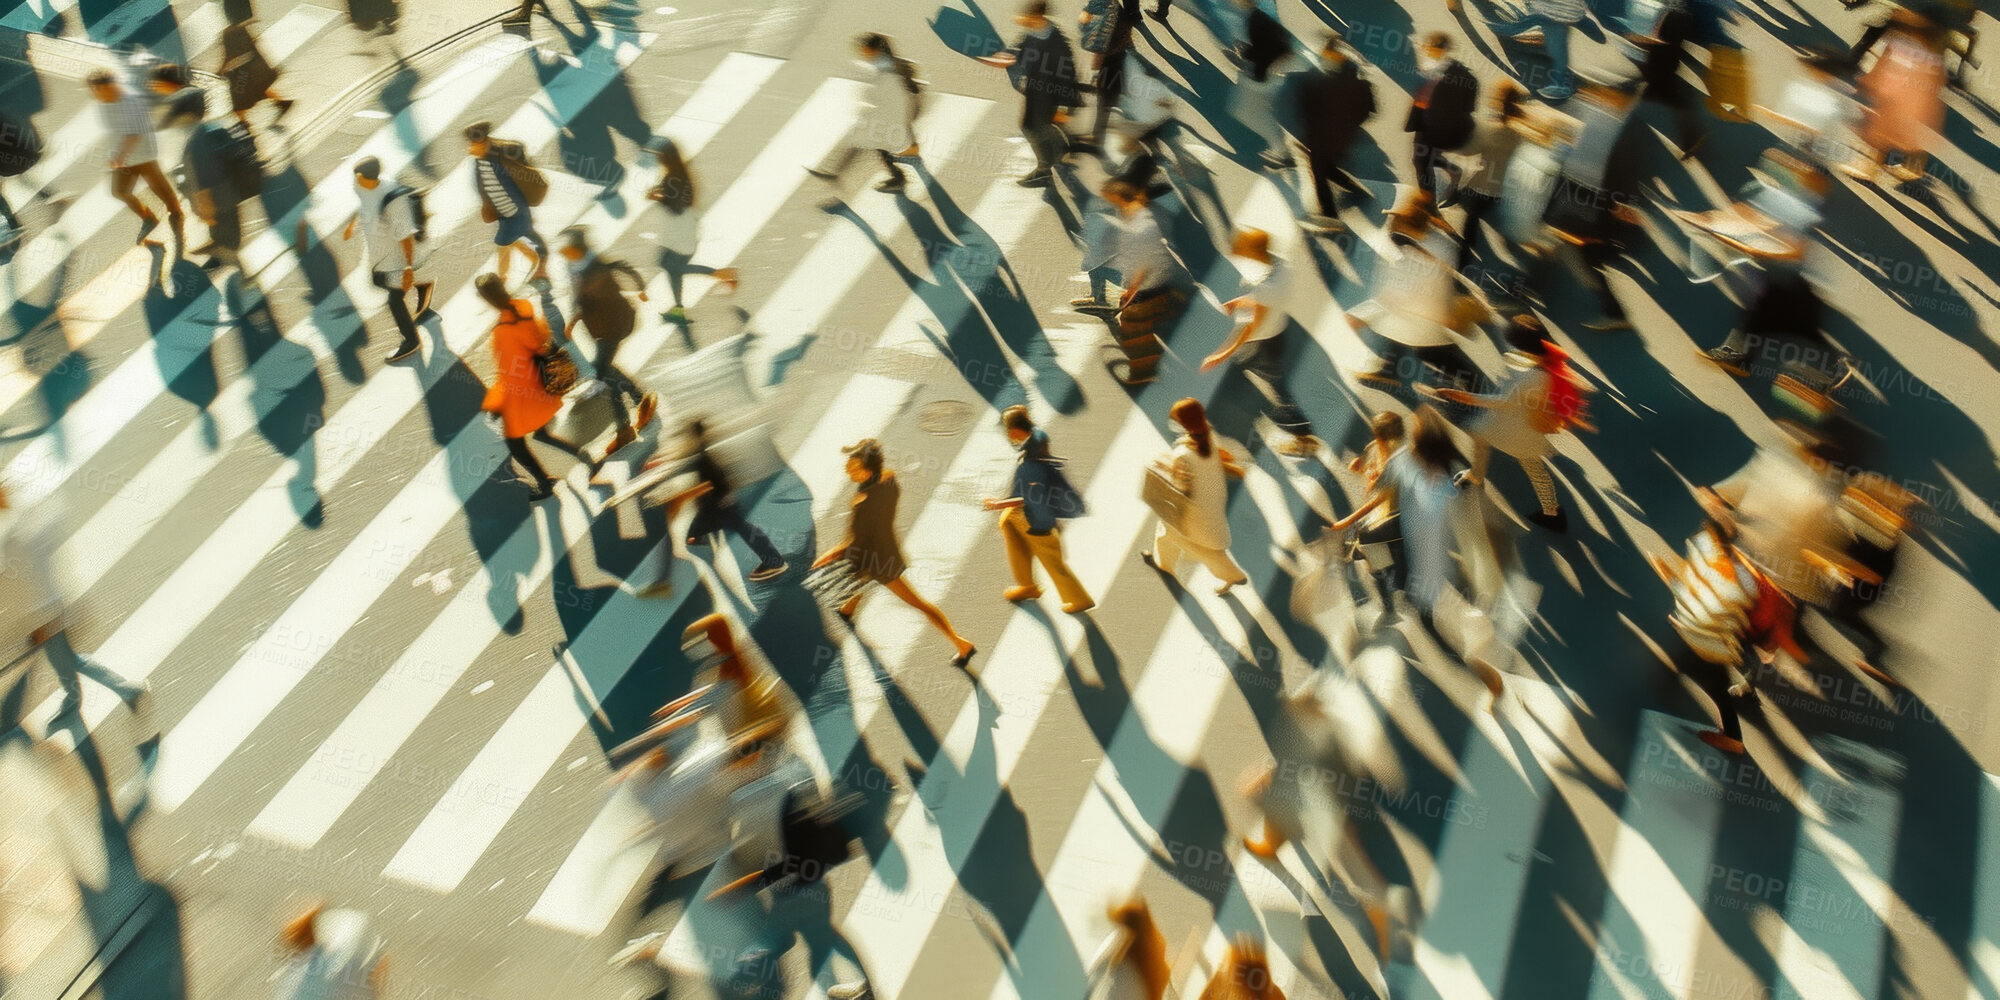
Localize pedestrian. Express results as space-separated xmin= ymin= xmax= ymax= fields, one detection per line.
xmin=1102 ymin=178 xmax=1186 ymax=386
xmin=1424 ymin=314 xmax=1591 ymax=532
xmin=1347 ymin=194 xmax=1480 ymax=393
xmin=807 ymin=33 xmax=920 ymax=195
xmin=1342 ymin=410 xmax=1408 ymax=627
xmin=88 ymin=68 xmax=184 ymax=251
xmin=1689 ymin=151 xmax=1836 ymax=378
xmin=649 ymin=137 xmax=738 ymax=329
xmin=1082 ymin=898 xmax=1171 ymax=1000
xmin=811 ymin=438 xmax=978 ymax=667
xmin=557 ymin=227 xmax=654 ymax=456
xmin=981 ymin=406 xmax=1095 ymax=613
xmin=1651 ymin=521 xmax=1804 ymax=755
xmin=345 ymin=0 xmax=399 ymax=34
xmin=1201 ymin=227 xmax=1322 ymax=458
xmin=0 ymin=484 xmax=148 ymax=720
xmin=1756 ymin=49 xmax=1861 ymax=171
xmin=1447 ymin=80 xmax=1525 ymax=273
xmin=275 ymin=904 xmax=389 ymax=1000
xmin=219 ymin=0 xmax=293 ymax=127
xmin=151 ymin=65 xmax=258 ymax=264
xmin=683 ymin=419 xmax=789 ymax=583
xmin=1847 ymin=4 xmax=1948 ymax=183
xmin=1143 ymin=398 xmax=1250 ymax=595
xmin=343 ymin=156 xmax=433 ymax=363
xmin=1627 ymin=0 xmax=1707 ymax=160
xmin=1230 ymin=0 xmax=1296 ymax=170
xmin=1199 ymin=936 xmax=1286 ymax=1000
xmin=1292 ymin=32 xmax=1376 ymax=233
xmin=1487 ymin=0 xmax=1587 ymax=101
xmin=976 ymin=1 xmax=1085 ymax=188
xmin=1326 ymin=405 xmax=1506 ymax=698
xmin=1107 ymin=53 xmax=1179 ymax=189
xmin=1404 ymin=33 xmax=1478 ymax=200
xmin=464 ymin=120 xmax=548 ymax=289
xmin=1078 ymin=0 xmax=1139 ymax=154
xmin=475 ymin=273 xmax=590 ymax=502
xmin=1534 ymin=78 xmax=1642 ymax=331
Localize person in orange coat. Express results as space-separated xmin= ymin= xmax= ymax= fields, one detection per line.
xmin=476 ymin=273 xmax=587 ymax=502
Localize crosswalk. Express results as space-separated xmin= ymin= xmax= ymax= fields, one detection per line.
xmin=1 ymin=10 xmax=1995 ymax=1000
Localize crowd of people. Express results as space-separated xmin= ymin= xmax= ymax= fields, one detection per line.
xmin=0 ymin=0 xmax=1974 ymax=995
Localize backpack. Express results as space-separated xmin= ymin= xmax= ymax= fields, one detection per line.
xmin=1043 ymin=461 xmax=1088 ymax=520
xmin=384 ymin=184 xmax=428 ymax=242
xmin=893 ymin=56 xmax=924 ymax=118
xmin=492 ymin=138 xmax=548 ymax=207
xmin=220 ymin=122 xmax=263 ymax=199
xmin=0 ymin=112 xmax=41 ymax=177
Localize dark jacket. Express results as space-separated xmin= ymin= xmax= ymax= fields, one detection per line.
xmin=1239 ymin=7 xmax=1291 ymax=82
xmin=1404 ymin=59 xmax=1478 ymax=151
xmin=1009 ymin=26 xmax=1084 ymax=108
xmin=571 ymin=256 xmax=645 ymax=343
xmin=1295 ymin=57 xmax=1375 ymax=153
xmin=844 ymin=473 xmax=907 ymax=583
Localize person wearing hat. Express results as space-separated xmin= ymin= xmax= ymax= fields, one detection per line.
xmin=464 ymin=120 xmax=547 ymax=288
xmin=88 ymin=68 xmax=184 ymax=251
xmin=343 ymin=156 xmax=433 ymax=363
xmin=811 ymin=438 xmax=977 ymax=667
xmin=1425 ymin=314 xmax=1591 ymax=533
xmin=558 ymin=226 xmax=655 ymax=456
xmin=1202 ymin=227 xmax=1322 ymax=458
xmin=981 ymin=406 xmax=1094 ymax=613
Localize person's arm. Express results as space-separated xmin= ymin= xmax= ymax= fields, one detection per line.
xmin=810 ymin=543 xmax=851 ymax=570
xmin=976 ymin=39 xmax=1019 ymax=67
xmin=1327 ymin=492 xmax=1387 ymax=531
xmin=1202 ymin=304 xmax=1264 ymax=371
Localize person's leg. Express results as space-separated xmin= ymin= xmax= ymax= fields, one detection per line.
xmin=883 ymin=577 xmax=974 ymax=654
xmin=497 ymin=240 xmax=514 ymax=284
xmin=532 ymin=425 xmax=591 ymax=461
xmin=1412 ymin=143 xmax=1438 ymax=198
xmin=1028 ymin=528 xmax=1094 ymax=608
xmin=1193 ymin=540 xmax=1250 ymax=587
xmin=519 ymin=227 xmax=546 ymax=281
xmin=1515 ymin=454 xmax=1560 ymax=516
xmin=137 ymin=162 xmax=185 ymax=244
xmin=43 ymin=629 xmax=143 ymax=704
xmin=589 ymin=336 xmax=636 ymax=429
xmin=1307 ymin=151 xmax=1340 ymax=217
xmin=1021 ymin=98 xmax=1063 ymax=176
xmin=998 ymin=510 xmax=1040 ymax=594
xmin=1091 ymin=51 xmax=1125 ymax=148
xmin=507 ymin=435 xmax=555 ymax=486
xmin=110 ymin=165 xmax=153 ymax=226
xmin=1455 ymin=192 xmax=1496 ymax=272
xmin=874 ymin=149 xmax=906 ymax=189
xmin=1245 ymin=333 xmax=1311 ymax=438
xmin=1542 ymin=21 xmax=1573 ymax=95
xmin=1149 ymin=521 xmax=1183 ymax=573
xmin=810 ymin=140 xmax=861 ymax=179
xmin=723 ymin=507 xmax=785 ymax=569
xmin=374 ymin=270 xmax=420 ymax=355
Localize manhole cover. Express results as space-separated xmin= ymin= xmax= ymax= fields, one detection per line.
xmin=916 ymin=399 xmax=975 ymax=436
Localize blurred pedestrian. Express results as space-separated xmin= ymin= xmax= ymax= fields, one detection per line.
xmin=1627 ymin=0 xmax=1706 ymax=159
xmin=1202 ymin=227 xmax=1322 ymax=458
xmin=1755 ymin=49 xmax=1860 ymax=170
xmin=1078 ymin=0 xmax=1139 ymax=154
xmin=475 ymin=273 xmax=589 ymax=502
xmin=1230 ymin=0 xmax=1296 ymax=170
xmin=1534 ymin=79 xmax=1642 ymax=331
xmin=558 ymin=227 xmax=653 ymax=456
xmin=1848 ymin=4 xmax=1947 ymax=183
xmin=89 ymin=69 xmax=183 ymax=251
xmin=1347 ymin=194 xmax=1479 ymax=392
xmin=1083 ymin=898 xmax=1171 ymax=1000
xmin=1425 ymin=314 xmax=1592 ymax=532
xmin=1342 ymin=410 xmax=1408 ymax=627
xmin=465 ymin=120 xmax=548 ymax=289
xmin=1689 ymin=151 xmax=1836 ymax=378
xmin=1651 ymin=521 xmax=1799 ymax=755
xmin=1103 ymin=178 xmax=1185 ymax=386
xmin=683 ymin=419 xmax=789 ymax=582
xmin=808 ymin=33 xmax=920 ymax=195
xmin=976 ymin=1 xmax=1084 ymax=188
xmin=1404 ymin=33 xmax=1478 ymax=199
xmin=811 ymin=438 xmax=978 ymax=667
xmin=1447 ymin=80 xmax=1525 ymax=272
xmin=153 ymin=65 xmax=260 ymax=265
xmin=1293 ymin=33 xmax=1375 ymax=233
xmin=1108 ymin=53 xmax=1179 ymax=189
xmin=647 ymin=138 xmax=737 ymax=331
xmin=1488 ymin=0 xmax=1586 ymax=100
xmin=982 ymin=406 xmax=1095 ymax=613
xmin=1199 ymin=936 xmax=1285 ymax=1000
xmin=0 ymin=484 xmax=148 ymax=720
xmin=275 ymin=904 xmax=388 ymax=1000
xmin=343 ymin=156 xmax=433 ymax=363
xmin=219 ymin=0 xmax=293 ymax=128
xmin=1143 ymin=398 xmax=1250 ymax=594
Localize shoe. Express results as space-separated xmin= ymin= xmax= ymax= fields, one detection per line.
xmin=1003 ymin=585 xmax=1042 ymax=602
xmin=1677 ymin=133 xmax=1709 ymax=163
xmin=1278 ymin=434 xmax=1321 ymax=458
xmin=1495 ymin=25 xmax=1546 ymax=45
xmin=1537 ymin=84 xmax=1576 ymax=102
xmin=1887 ymin=163 xmax=1926 ymax=183
xmin=662 ymin=306 xmax=689 ymax=326
xmin=805 ymin=166 xmax=839 ymax=181
xmin=827 ymin=983 xmax=873 ymax=1000
xmin=603 ymin=425 xmax=639 ymax=458
xmin=1017 ymin=170 xmax=1053 ymax=188
xmin=1140 ymin=550 xmax=1164 ymax=573
xmin=526 ymin=479 xmax=558 ymax=503
xmin=415 ymin=282 xmax=436 ymax=317
xmin=1215 ymin=579 xmax=1242 ymax=597
xmin=875 ymin=176 xmax=908 ymax=194
xmin=713 ymin=267 xmax=739 ymax=294
xmin=1472 ymin=659 xmax=1506 ymax=700
xmin=137 ymin=215 xmax=161 ymax=246
xmin=189 ymin=240 xmax=217 ymax=257
xmin=748 ymin=561 xmax=789 ymax=583
xmin=1302 ymin=213 xmax=1344 ymax=234
xmin=1703 ymin=346 xmax=1750 ymax=376
xmin=896 ymin=143 xmax=920 ymax=158
xmin=1062 ymin=599 xmax=1096 ymax=614
xmin=1075 ymin=301 xmax=1118 ymax=317
xmin=1697 ymin=730 xmax=1746 ymax=755
xmin=1354 ymin=366 xmax=1399 ymax=387
xmin=634 ymin=392 xmax=658 ymax=428
xmin=610 ymin=933 xmax=665 ymax=967
xmin=386 ymin=341 xmax=421 ymax=363
xmin=1527 ymin=508 xmax=1567 ymax=533
xmin=951 ymin=645 xmax=978 ymax=668
xmin=1243 ymin=833 xmax=1282 ymax=859
xmin=1582 ymin=315 xmax=1632 ymax=332
xmin=273 ymin=98 xmax=295 ymax=120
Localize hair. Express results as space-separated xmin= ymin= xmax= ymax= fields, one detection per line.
xmin=1493 ymin=79 xmax=1525 ymax=120
xmin=1321 ymin=32 xmax=1345 ymax=58
xmin=1000 ymin=404 xmax=1034 ymax=436
xmin=1231 ymin=227 xmax=1272 ymax=261
xmin=1505 ymin=313 xmax=1547 ymax=355
xmin=1100 ymin=177 xmax=1145 ymax=206
xmin=463 ymin=120 xmax=492 ymax=143
xmin=1021 ymin=0 xmax=1049 ymax=18
xmin=1409 ymin=405 xmax=1463 ymax=475
xmin=474 ymin=273 xmax=514 ymax=313
xmin=1107 ymin=900 xmax=1172 ymax=999
xmin=86 ymin=69 xmax=116 ymax=87
xmin=653 ymin=137 xmax=695 ymax=214
xmin=150 ymin=62 xmax=190 ymax=88
xmin=560 ymin=226 xmax=590 ymax=252
xmin=280 ymin=904 xmax=324 ymax=952
xmin=1370 ymin=410 xmax=1405 ymax=448
xmin=1423 ymin=31 xmax=1451 ymax=52
xmin=1205 ymin=939 xmax=1281 ymax=1000
xmin=858 ymin=32 xmax=895 ymax=58
xmin=1170 ymin=397 xmax=1213 ymax=457
xmin=353 ymin=156 xmax=382 ymax=181
xmin=845 ymin=439 xmax=885 ymax=481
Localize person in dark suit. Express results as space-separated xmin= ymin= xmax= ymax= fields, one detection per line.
xmin=1293 ymin=33 xmax=1375 ymax=231
xmin=1078 ymin=0 xmax=1140 ymax=153
xmin=977 ymin=0 xmax=1084 ymax=187
xmin=1233 ymin=0 xmax=1296 ymax=169
xmin=1404 ymin=32 xmax=1478 ymax=199
xmin=558 ymin=227 xmax=656 ymax=455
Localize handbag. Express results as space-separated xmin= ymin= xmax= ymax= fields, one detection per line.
xmin=1705 ymin=46 xmax=1752 ymax=123
xmin=534 ymin=341 xmax=580 ymax=396
xmin=1140 ymin=458 xmax=1191 ymax=531
xmin=803 ymin=557 xmax=868 ymax=612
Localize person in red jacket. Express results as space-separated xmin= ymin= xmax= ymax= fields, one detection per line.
xmin=475 ymin=274 xmax=587 ymax=502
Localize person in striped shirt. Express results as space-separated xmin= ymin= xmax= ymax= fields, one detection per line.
xmin=88 ymin=69 xmax=184 ymax=251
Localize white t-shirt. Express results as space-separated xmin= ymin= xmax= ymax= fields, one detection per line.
xmin=1231 ymin=254 xmax=1298 ymax=349
xmin=355 ymin=182 xmax=424 ymax=275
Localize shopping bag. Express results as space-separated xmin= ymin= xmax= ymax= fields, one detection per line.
xmin=803 ymin=557 xmax=868 ymax=612
xmin=1705 ymin=46 xmax=1751 ymax=122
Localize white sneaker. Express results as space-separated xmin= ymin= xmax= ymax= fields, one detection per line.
xmin=827 ymin=984 xmax=873 ymax=1000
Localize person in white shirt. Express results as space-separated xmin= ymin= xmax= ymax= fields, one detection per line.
xmin=88 ymin=69 xmax=184 ymax=251
xmin=1202 ymin=227 xmax=1321 ymax=457
xmin=650 ymin=137 xmax=738 ymax=329
xmin=343 ymin=157 xmax=433 ymax=363
xmin=806 ymin=33 xmax=917 ymax=195
xmin=0 ymin=484 xmax=148 ymax=721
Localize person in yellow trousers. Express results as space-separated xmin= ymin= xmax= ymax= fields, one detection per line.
xmin=982 ymin=406 xmax=1095 ymax=614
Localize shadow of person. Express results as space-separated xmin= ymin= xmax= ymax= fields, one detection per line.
xmin=143 ymin=250 xmax=224 ymax=451
xmin=377 ymin=50 xmax=433 ymax=178
xmin=533 ymin=0 xmax=652 ymax=214
xmin=929 ymin=0 xmax=1006 ymax=59
xmin=260 ymin=159 xmax=371 ymax=385
xmin=230 ymin=271 xmax=326 ymax=527
xmin=58 ymin=729 xmax=188 ymax=1000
